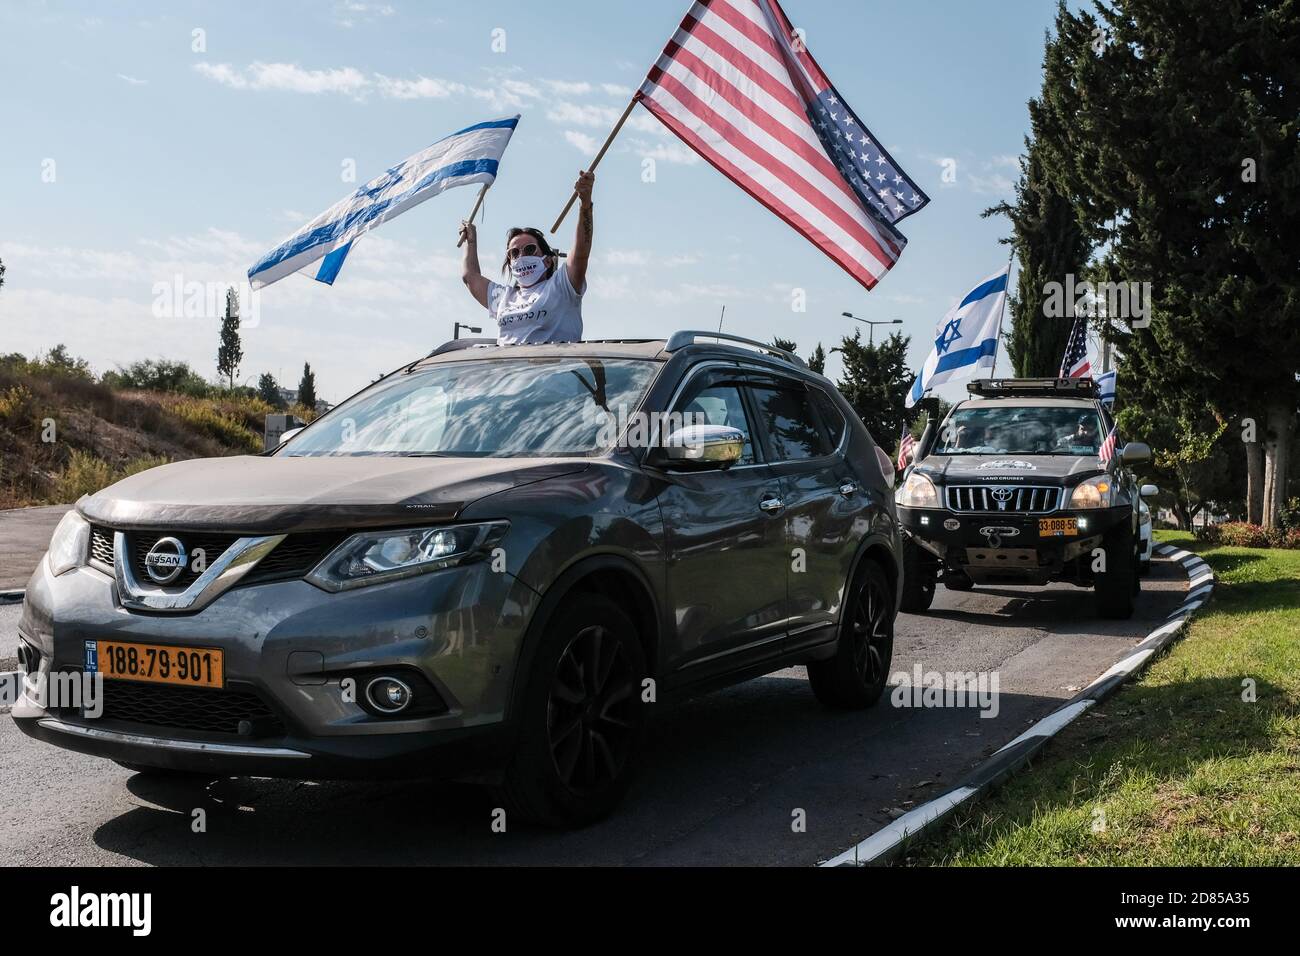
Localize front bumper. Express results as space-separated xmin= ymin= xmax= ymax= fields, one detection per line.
xmin=898 ymin=503 xmax=1132 ymax=583
xmin=11 ymin=551 xmax=540 ymax=780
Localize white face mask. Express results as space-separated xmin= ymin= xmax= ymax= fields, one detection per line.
xmin=510 ymin=254 xmax=547 ymax=287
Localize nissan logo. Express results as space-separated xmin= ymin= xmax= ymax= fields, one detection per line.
xmin=144 ymin=536 xmax=187 ymax=584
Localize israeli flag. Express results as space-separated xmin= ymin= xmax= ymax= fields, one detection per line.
xmin=248 ymin=116 xmax=520 ymax=290
xmin=1096 ymin=369 xmax=1117 ymax=407
xmin=905 ymin=265 xmax=1011 ymax=408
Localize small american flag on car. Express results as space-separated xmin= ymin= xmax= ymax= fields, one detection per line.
xmin=1098 ymin=424 xmax=1118 ymax=466
xmin=897 ymin=426 xmax=916 ymax=471
xmin=1059 ymin=316 xmax=1092 ymax=378
xmin=637 ymin=0 xmax=929 ymax=291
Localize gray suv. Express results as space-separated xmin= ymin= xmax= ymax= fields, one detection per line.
xmin=13 ymin=332 xmax=902 ymax=825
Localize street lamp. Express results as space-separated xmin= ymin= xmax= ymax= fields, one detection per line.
xmin=842 ymin=311 xmax=902 ymax=346
xmin=454 ymin=322 xmax=483 ymax=340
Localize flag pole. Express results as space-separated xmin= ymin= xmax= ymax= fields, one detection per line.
xmin=550 ymin=93 xmax=642 ymax=234
xmin=456 ymin=184 xmax=490 ymax=248
xmin=987 ymin=245 xmax=1016 ymax=380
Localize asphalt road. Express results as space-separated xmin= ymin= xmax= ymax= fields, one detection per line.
xmin=0 ymin=556 xmax=1187 ymax=866
xmin=0 ymin=505 xmax=69 ymax=591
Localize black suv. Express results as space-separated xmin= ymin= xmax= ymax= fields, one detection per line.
xmin=894 ymin=378 xmax=1150 ymax=618
xmin=15 ymin=331 xmax=901 ymax=826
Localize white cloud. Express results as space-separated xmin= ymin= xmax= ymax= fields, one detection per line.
xmin=545 ymin=80 xmax=593 ymax=96
xmin=373 ymin=73 xmax=465 ymax=100
xmin=116 ymin=73 xmax=147 ymax=85
xmin=627 ymin=138 xmax=700 ymax=166
xmin=563 ymin=131 xmax=600 ymax=156
xmin=194 ymin=61 xmax=370 ymax=98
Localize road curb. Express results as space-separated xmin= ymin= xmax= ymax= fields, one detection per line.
xmin=819 ymin=542 xmax=1216 ymax=867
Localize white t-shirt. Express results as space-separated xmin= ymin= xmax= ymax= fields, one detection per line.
xmin=486 ymin=265 xmax=585 ymax=345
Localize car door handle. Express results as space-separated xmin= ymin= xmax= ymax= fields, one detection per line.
xmin=839 ymin=482 xmax=858 ymax=497
xmin=759 ymin=497 xmax=784 ymax=513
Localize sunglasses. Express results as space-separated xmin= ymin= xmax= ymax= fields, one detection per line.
xmin=508 ymin=243 xmax=542 ymax=260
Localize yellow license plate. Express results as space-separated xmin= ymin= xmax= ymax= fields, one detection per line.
xmin=96 ymin=640 xmax=224 ymax=689
xmin=1039 ymin=517 xmax=1079 ymax=537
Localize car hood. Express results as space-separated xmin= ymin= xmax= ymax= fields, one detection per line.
xmin=915 ymin=454 xmax=1103 ymax=484
xmin=78 ymin=455 xmax=589 ymax=532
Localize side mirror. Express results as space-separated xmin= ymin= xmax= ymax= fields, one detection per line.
xmin=278 ymin=427 xmax=304 ymax=447
xmin=1140 ymin=483 xmax=1159 ymax=498
xmin=1120 ymin=441 xmax=1151 ymax=465
xmin=656 ymin=424 xmax=744 ymax=468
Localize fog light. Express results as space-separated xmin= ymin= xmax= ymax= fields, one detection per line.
xmin=365 ymin=676 xmax=413 ymax=715
xmin=1078 ymin=518 xmax=1089 ymax=531
xmin=920 ymin=515 xmax=930 ymax=526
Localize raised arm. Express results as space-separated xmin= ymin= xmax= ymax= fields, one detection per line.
xmin=567 ymin=170 xmax=595 ymax=292
xmin=459 ymin=220 xmax=491 ymax=308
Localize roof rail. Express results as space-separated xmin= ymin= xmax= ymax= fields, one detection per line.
xmin=967 ymin=377 xmax=1100 ymax=398
xmin=664 ymin=330 xmax=807 ymax=368
xmin=427 ymin=337 xmax=498 ymax=358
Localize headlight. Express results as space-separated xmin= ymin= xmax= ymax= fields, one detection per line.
xmin=895 ymin=472 xmax=939 ymax=508
xmin=306 ymin=522 xmax=508 ymax=592
xmin=46 ymin=510 xmax=91 ymax=576
xmin=1069 ymin=475 xmax=1114 ymax=510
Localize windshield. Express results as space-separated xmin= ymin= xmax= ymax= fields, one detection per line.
xmin=282 ymin=358 xmax=659 ymax=458
xmin=935 ymin=405 xmax=1105 ymax=456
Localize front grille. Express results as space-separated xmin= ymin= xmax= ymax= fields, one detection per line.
xmin=128 ymin=531 xmax=240 ymax=588
xmin=91 ymin=526 xmax=346 ymax=589
xmin=945 ymin=484 xmax=1063 ymax=514
xmin=98 ymin=681 xmax=286 ymax=738
xmin=242 ymin=531 xmax=347 ymax=584
xmin=89 ymin=525 xmax=114 ymax=567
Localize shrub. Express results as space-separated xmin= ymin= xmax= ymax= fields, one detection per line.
xmin=102 ymin=358 xmax=212 ymax=397
xmin=1199 ymin=522 xmax=1295 ymax=549
xmin=54 ymin=451 xmax=170 ymax=502
xmin=164 ymin=398 xmax=261 ymax=453
xmin=0 ymin=383 xmax=37 ymax=429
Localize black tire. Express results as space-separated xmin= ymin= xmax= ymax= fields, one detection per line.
xmin=808 ymin=559 xmax=895 ymax=710
xmin=899 ymin=539 xmax=936 ymax=613
xmin=1095 ymin=523 xmax=1137 ymax=619
xmin=942 ymin=570 xmax=974 ymax=592
xmin=494 ymin=596 xmax=647 ymax=827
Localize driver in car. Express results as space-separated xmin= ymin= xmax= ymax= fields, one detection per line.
xmin=1057 ymin=414 xmax=1100 ymax=451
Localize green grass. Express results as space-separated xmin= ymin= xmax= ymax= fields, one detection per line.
xmin=905 ymin=530 xmax=1300 ymax=866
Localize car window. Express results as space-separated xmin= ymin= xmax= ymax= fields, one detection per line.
xmin=749 ymin=383 xmax=833 ymax=461
xmin=281 ymin=358 xmax=659 ymax=458
xmin=810 ymin=388 xmax=847 ymax=447
xmin=675 ymin=378 xmax=757 ymax=466
xmin=935 ymin=405 xmax=1104 ymax=456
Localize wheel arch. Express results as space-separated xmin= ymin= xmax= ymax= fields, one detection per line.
xmin=505 ymin=553 xmax=663 ymax=726
xmin=847 ymin=532 xmax=902 ymax=618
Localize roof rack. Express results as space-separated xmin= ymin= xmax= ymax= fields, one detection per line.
xmin=664 ymin=330 xmax=807 ymax=368
xmin=427 ymin=337 xmax=498 ymax=358
xmin=967 ymin=377 xmax=1100 ymax=398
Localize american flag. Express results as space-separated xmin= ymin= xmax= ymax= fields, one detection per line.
xmin=897 ymin=425 xmax=916 ymax=471
xmin=1059 ymin=315 xmax=1092 ymax=378
xmin=637 ymin=0 xmax=929 ymax=291
xmin=1098 ymin=424 xmax=1118 ymax=466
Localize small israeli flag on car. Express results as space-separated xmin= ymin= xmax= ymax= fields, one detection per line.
xmin=248 ymin=115 xmax=520 ymax=290
xmin=906 ymin=265 xmax=1011 ymax=408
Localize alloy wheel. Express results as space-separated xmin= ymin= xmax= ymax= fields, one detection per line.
xmin=547 ymin=624 xmax=638 ymax=794
xmin=849 ymin=575 xmax=892 ymax=688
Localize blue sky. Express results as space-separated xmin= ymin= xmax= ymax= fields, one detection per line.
xmin=0 ymin=0 xmax=1064 ymax=404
